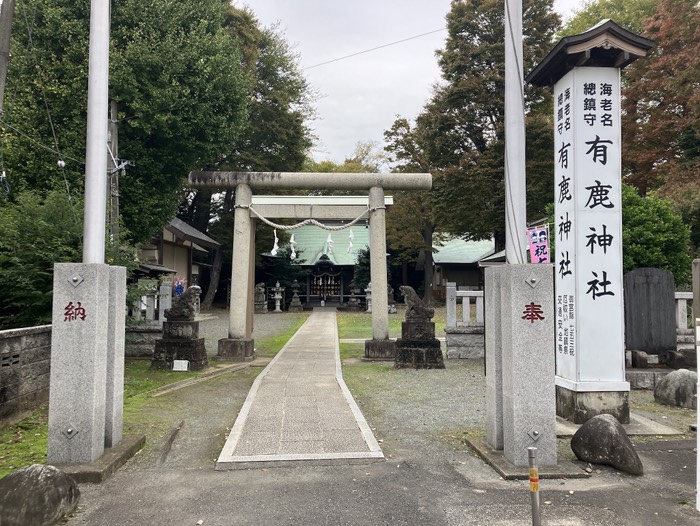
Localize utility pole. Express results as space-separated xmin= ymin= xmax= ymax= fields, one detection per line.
xmin=504 ymin=0 xmax=527 ymax=264
xmin=0 ymin=0 xmax=16 ymax=117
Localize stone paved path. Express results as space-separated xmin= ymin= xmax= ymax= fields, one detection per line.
xmin=216 ymin=308 xmax=384 ymax=469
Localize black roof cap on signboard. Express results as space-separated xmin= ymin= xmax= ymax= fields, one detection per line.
xmin=526 ymin=19 xmax=655 ymax=88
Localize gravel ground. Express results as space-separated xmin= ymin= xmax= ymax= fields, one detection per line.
xmin=70 ymin=309 xmax=699 ymax=526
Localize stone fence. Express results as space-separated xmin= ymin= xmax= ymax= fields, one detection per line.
xmin=0 ymin=325 xmax=51 ymax=423
xmin=444 ymin=286 xmax=695 ymax=360
xmin=675 ymin=291 xmax=693 ymax=330
xmin=444 ymin=283 xmax=484 ymax=359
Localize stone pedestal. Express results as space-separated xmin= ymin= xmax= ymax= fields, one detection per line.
xmin=556 ymin=386 xmax=629 ymax=424
xmin=364 ymin=339 xmax=396 ymax=360
xmin=217 ymin=338 xmax=255 ymax=362
xmin=152 ymin=320 xmax=208 ymax=371
xmin=288 ymin=292 xmax=303 ymax=313
xmin=395 ymin=321 xmax=445 ymax=369
xmin=445 ymin=326 xmax=485 ymax=359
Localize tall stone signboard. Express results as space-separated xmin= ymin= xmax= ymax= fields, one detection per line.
xmin=527 ymin=21 xmax=654 ymax=424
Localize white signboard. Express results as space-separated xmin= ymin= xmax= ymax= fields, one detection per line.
xmin=554 ymin=67 xmax=628 ymax=391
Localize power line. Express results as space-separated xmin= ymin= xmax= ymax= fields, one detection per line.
xmin=303 ymin=28 xmax=446 ymax=70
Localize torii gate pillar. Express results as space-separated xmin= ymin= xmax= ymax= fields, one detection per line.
xmin=218 ymin=183 xmax=255 ymax=360
xmin=188 ymin=171 xmax=432 ymax=362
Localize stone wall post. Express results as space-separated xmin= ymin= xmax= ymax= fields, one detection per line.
xmin=485 ymin=268 xmax=504 ymax=450
xmin=500 ymin=265 xmax=557 ymax=467
xmin=48 ymin=263 xmax=111 ymax=464
xmin=446 ymin=282 xmax=457 ymax=327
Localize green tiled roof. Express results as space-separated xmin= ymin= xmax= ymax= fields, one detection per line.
xmin=282 ymin=223 xmax=370 ymax=267
xmin=433 ymin=238 xmax=496 ymax=264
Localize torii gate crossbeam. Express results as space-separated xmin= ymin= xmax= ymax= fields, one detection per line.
xmin=188 ymin=171 xmax=432 ymax=361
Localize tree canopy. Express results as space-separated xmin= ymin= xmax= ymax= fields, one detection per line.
xmin=560 ymin=0 xmax=657 ymax=36
xmin=621 ymin=184 xmax=691 ymax=285
xmin=621 ymin=0 xmax=700 ymax=253
xmin=385 ymin=0 xmax=559 ymax=256
xmin=2 ymin=0 xmax=249 ymax=242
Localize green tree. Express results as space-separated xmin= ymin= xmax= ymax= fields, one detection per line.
xmin=0 ymin=190 xmax=82 ymax=329
xmin=384 ymin=117 xmax=439 ymax=302
xmin=621 ymin=184 xmax=691 ymax=285
xmin=179 ymin=7 xmax=316 ymax=309
xmin=2 ymin=0 xmax=249 ymax=242
xmin=621 ymin=0 xmax=700 ymax=253
xmin=560 ymin=0 xmax=657 ymax=36
xmin=386 ymin=0 xmax=559 ymax=259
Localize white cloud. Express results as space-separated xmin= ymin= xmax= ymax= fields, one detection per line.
xmin=245 ymin=0 xmax=581 ymax=163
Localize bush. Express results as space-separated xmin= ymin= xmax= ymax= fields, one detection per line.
xmin=0 ymin=190 xmax=82 ymax=329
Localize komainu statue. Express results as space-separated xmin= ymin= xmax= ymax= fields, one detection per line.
xmin=164 ymin=285 xmax=201 ymax=321
xmin=399 ymin=285 xmax=434 ymax=321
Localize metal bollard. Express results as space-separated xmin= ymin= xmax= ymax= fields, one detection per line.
xmin=528 ymin=447 xmax=541 ymax=526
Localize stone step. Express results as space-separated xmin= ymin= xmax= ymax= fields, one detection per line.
xmin=676 ymin=334 xmax=696 ymax=344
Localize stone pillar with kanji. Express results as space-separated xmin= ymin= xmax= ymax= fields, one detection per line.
xmin=527 ymin=20 xmax=655 ymax=424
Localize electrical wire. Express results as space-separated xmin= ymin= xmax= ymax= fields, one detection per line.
xmin=303 ymin=28 xmax=446 ymax=70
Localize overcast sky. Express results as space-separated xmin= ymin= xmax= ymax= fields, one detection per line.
xmin=243 ymin=0 xmax=585 ymax=164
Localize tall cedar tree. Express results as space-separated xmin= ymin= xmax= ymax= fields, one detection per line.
xmin=384 ymin=117 xmax=441 ymax=301
xmin=385 ymin=0 xmax=559 ymax=272
xmin=622 ymin=0 xmax=700 ymax=252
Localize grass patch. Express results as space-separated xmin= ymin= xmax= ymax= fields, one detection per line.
xmin=339 ymin=342 xmax=364 ymax=360
xmin=0 ymin=406 xmax=48 ymax=479
xmin=254 ymin=313 xmax=309 ymax=358
xmin=124 ymin=361 xmax=200 ymax=398
xmin=0 ymin=314 xmax=309 ymax=478
xmin=337 ymin=306 xmax=446 ymax=340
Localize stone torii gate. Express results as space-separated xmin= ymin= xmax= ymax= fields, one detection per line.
xmin=188 ymin=171 xmax=432 ymax=360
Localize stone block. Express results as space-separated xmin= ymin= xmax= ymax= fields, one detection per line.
xmin=216 ymin=338 xmax=255 ymax=362
xmin=394 ymin=339 xmax=444 ymax=369
xmin=626 ymin=370 xmax=657 ymax=390
xmin=661 ymin=350 xmax=686 ymax=369
xmin=445 ymin=330 xmax=484 ymax=359
xmin=630 ymin=350 xmax=649 ymax=368
xmin=364 ymin=339 xmax=396 ymax=360
xmin=162 ymin=320 xmax=200 ymax=340
xmin=152 ymin=339 xmax=208 ymax=371
xmin=556 ymin=386 xmax=630 ymax=424
xmin=401 ymin=321 xmax=435 ymax=340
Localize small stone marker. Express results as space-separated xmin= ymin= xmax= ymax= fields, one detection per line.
xmin=624 ymin=268 xmax=677 ymax=356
